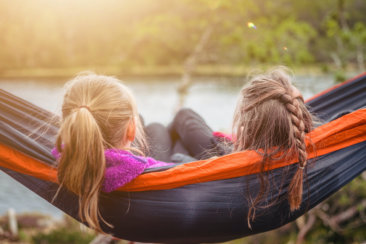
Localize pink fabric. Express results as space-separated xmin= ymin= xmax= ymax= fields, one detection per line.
xmin=213 ymin=131 xmax=233 ymax=141
xmin=52 ymin=148 xmax=173 ymax=192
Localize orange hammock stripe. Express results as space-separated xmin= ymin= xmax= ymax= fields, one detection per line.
xmin=0 ymin=145 xmax=58 ymax=183
xmin=0 ymin=109 xmax=365 ymax=192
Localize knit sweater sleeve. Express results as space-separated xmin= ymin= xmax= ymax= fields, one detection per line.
xmin=103 ymin=150 xmax=173 ymax=192
xmin=102 ymin=150 xmax=148 ymax=193
xmin=103 ymin=157 xmax=146 ymax=193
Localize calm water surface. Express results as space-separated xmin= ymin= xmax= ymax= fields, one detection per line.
xmin=0 ymin=75 xmax=336 ymax=218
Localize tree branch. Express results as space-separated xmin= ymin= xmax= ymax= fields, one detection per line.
xmin=295 ymin=213 xmax=317 ymax=244
xmin=177 ymin=25 xmax=214 ymax=109
xmin=332 ymin=199 xmax=366 ymax=224
xmin=316 ymin=199 xmax=366 ymax=233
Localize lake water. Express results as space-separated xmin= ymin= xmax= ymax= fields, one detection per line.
xmin=0 ymin=75 xmax=336 ymax=218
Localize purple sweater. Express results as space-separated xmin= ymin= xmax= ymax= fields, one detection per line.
xmin=52 ymin=148 xmax=173 ymax=193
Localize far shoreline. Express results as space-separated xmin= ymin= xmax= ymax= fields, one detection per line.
xmin=0 ymin=64 xmax=356 ymax=81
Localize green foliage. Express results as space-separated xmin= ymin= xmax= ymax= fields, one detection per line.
xmin=18 ymin=230 xmax=30 ymax=242
xmin=334 ymin=70 xmax=347 ymax=83
xmin=31 ymin=228 xmax=95 ymax=244
xmin=0 ymin=0 xmax=365 ymax=72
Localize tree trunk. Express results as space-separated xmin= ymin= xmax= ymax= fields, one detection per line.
xmin=176 ymin=25 xmax=214 ymax=110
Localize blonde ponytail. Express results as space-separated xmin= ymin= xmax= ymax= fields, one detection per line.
xmin=55 ymin=74 xmax=146 ymax=233
xmin=57 ymin=107 xmax=106 ymax=231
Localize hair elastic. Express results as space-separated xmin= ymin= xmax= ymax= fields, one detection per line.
xmin=299 ymin=165 xmax=305 ymax=170
xmin=79 ymin=105 xmax=91 ymax=112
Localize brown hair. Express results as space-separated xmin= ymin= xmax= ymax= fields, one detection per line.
xmin=232 ymin=67 xmax=313 ymax=225
xmin=55 ymin=74 xmax=146 ymax=232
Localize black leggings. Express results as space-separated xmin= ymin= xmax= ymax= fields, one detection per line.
xmin=145 ymin=122 xmax=174 ymax=162
xmin=146 ymin=108 xmax=229 ymax=162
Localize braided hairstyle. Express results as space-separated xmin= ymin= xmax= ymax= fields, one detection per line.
xmin=232 ymin=67 xmax=313 ymax=224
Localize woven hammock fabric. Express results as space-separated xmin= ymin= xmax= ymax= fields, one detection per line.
xmin=0 ymin=73 xmax=366 ymax=243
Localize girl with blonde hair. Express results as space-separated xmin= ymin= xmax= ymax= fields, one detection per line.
xmin=53 ymin=74 xmax=173 ymax=232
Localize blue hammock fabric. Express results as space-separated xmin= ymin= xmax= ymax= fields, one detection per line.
xmin=0 ymin=73 xmax=366 ymax=243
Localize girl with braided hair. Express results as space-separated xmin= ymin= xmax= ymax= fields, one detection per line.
xmin=164 ymin=67 xmax=314 ymax=224
xmin=232 ymin=68 xmax=313 ymax=223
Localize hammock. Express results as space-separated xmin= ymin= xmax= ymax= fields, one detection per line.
xmin=0 ymin=73 xmax=366 ymax=243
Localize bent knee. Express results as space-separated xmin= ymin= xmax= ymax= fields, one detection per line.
xmin=175 ymin=108 xmax=197 ymax=120
xmin=146 ymin=122 xmax=166 ymax=131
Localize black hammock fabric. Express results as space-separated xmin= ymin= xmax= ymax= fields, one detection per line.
xmin=0 ymin=73 xmax=366 ymax=243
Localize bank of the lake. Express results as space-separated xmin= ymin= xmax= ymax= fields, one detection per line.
xmin=0 ymin=64 xmax=357 ymax=80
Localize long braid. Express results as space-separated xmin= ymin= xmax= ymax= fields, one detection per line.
xmin=280 ymin=93 xmax=308 ymax=210
xmin=233 ymin=67 xmax=314 ymax=226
